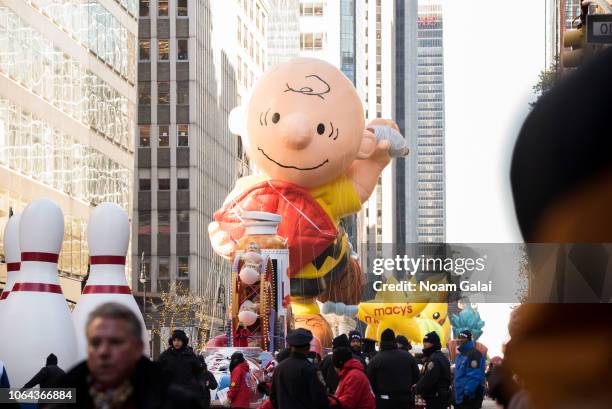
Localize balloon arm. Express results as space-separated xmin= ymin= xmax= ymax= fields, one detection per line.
xmin=347 ymin=138 xmax=392 ymax=204
xmin=369 ymin=125 xmax=409 ymax=158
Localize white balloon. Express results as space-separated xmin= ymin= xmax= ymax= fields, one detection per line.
xmin=239 ymin=265 xmax=260 ymax=285
xmin=238 ymin=310 xmax=258 ymax=326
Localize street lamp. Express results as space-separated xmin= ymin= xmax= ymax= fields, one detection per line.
xmin=139 ymin=252 xmax=148 ymax=315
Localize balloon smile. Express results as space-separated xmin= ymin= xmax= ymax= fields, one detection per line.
xmin=258 ymin=147 xmax=329 ymax=170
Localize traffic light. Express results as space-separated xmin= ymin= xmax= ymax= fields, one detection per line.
xmin=562 ymin=27 xmax=586 ymax=68
xmin=562 ymin=4 xmax=590 ymax=69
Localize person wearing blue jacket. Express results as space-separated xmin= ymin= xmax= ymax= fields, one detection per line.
xmin=453 ymin=330 xmax=486 ymax=409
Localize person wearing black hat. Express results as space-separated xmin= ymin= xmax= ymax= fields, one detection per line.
xmin=348 ymin=330 xmax=367 ymax=368
xmin=415 ymin=331 xmax=451 ymax=409
xmin=366 ymin=329 xmax=420 ymax=409
xmin=319 ymin=333 xmax=349 ymax=393
xmin=361 ymin=338 xmax=377 ymax=364
xmin=330 ymin=347 xmax=375 ymax=409
xmin=453 ymin=330 xmax=485 ymax=409
xmin=22 ymin=353 xmax=66 ymax=389
xmin=270 ymin=328 xmax=329 ymax=409
xmin=158 ymin=329 xmax=204 ymax=400
xmin=396 ymin=335 xmax=412 ymax=353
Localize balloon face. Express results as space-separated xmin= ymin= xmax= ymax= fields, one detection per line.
xmin=238 ymin=310 xmax=258 ymax=326
xmin=244 ymin=58 xmax=365 ymax=189
xmin=239 ymin=265 xmax=260 ymax=285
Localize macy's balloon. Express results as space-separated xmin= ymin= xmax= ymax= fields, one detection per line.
xmin=209 ymin=57 xmax=407 ymax=346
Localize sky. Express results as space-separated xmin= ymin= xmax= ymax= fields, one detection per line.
xmin=443 ymin=0 xmax=546 ymax=357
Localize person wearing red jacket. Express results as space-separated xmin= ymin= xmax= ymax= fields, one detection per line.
xmin=233 ymin=323 xmax=251 ymax=347
xmin=330 ymin=347 xmax=376 ymax=409
xmin=227 ymin=352 xmax=252 ymax=409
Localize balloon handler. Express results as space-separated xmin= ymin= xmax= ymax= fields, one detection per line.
xmin=209 ymin=57 xmax=408 ymax=347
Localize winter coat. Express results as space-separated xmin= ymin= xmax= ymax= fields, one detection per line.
xmin=23 ymin=364 xmax=66 ymax=389
xmin=320 ymin=353 xmax=340 ymax=393
xmin=454 ymin=341 xmax=486 ymax=405
xmin=332 ymin=358 xmax=375 ymax=409
xmin=366 ymin=342 xmax=420 ymax=408
xmin=47 ymin=357 xmax=202 ymax=409
xmin=158 ymin=345 xmax=203 ymax=391
xmin=233 ymin=327 xmax=250 ymax=347
xmin=415 ymin=349 xmax=451 ymax=409
xmin=270 ymin=351 xmax=329 ymax=409
xmin=200 ymin=370 xmax=218 ymax=409
xmin=228 ymin=360 xmax=252 ymax=408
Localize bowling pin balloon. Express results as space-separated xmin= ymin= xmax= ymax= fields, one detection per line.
xmin=0 ymin=214 xmax=21 ymax=315
xmin=0 ymin=198 xmax=78 ymax=387
xmin=72 ymin=203 xmax=150 ymax=360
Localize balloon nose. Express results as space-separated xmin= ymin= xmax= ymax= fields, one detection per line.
xmin=279 ymin=113 xmax=313 ymax=150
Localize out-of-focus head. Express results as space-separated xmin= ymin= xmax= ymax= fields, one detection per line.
xmin=86 ymin=303 xmax=144 ymax=389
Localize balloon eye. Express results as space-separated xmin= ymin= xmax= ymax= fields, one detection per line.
xmin=433 ymin=312 xmax=440 ymax=320
xmin=317 ymin=123 xmax=325 ymax=135
xmin=272 ymin=113 xmax=280 ymax=124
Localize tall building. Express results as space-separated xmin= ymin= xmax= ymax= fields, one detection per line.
xmin=267 ymin=0 xmax=300 ymax=68
xmin=0 ymin=0 xmax=136 ymax=302
xmin=133 ymin=0 xmax=274 ymax=342
xmin=395 ymin=0 xmax=446 ymax=245
xmin=358 ymin=0 xmax=397 ymax=260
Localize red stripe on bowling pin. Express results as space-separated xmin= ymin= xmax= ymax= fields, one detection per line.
xmin=21 ymin=252 xmax=59 ymax=263
xmin=82 ymin=285 xmax=131 ymax=295
xmin=7 ymin=262 xmax=20 ymax=271
xmin=90 ymin=255 xmax=126 ymax=265
xmin=11 ymin=282 xmax=62 ymax=293
xmin=0 ymin=292 xmax=9 ymax=300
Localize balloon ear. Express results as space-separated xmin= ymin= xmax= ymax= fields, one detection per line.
xmin=356 ymin=128 xmax=377 ymax=159
xmin=228 ymin=104 xmax=248 ymax=137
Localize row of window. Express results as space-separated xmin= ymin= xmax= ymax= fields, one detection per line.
xmin=139 ymin=0 xmax=188 ymax=17
xmin=237 ymin=18 xmax=266 ymax=71
xmin=139 ymin=124 xmax=188 ymax=147
xmin=139 ymin=211 xmax=190 ymax=234
xmin=300 ymin=2 xmax=324 ymax=16
xmin=300 ymin=32 xmax=325 ymax=51
xmin=139 ymin=177 xmax=188 ymax=191
xmin=139 ymin=39 xmax=188 ymax=61
xmin=138 ymin=81 xmax=189 ymax=105
xmin=239 ymin=0 xmax=267 ymax=37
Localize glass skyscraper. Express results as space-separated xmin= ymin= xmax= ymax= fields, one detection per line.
xmin=0 ymin=0 xmax=136 ymax=301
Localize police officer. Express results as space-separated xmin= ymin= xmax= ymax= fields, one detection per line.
xmin=453 ymin=330 xmax=486 ymax=409
xmin=415 ymin=331 xmax=451 ymax=409
xmin=270 ymin=328 xmax=329 ymax=409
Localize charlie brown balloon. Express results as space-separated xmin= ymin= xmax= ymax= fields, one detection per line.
xmin=209 ymin=57 xmax=406 ymax=346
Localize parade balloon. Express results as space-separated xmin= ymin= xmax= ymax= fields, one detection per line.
xmin=238 ymin=310 xmax=258 ymax=326
xmin=239 ymin=265 xmax=260 ymax=285
xmin=209 ymin=57 xmax=406 ymax=347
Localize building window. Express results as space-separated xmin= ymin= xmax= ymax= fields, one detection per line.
xmin=158 ymin=0 xmax=168 ymax=16
xmin=158 ymin=81 xmax=170 ymax=105
xmin=158 ymin=40 xmax=169 ymax=60
xmin=158 ymin=125 xmax=169 ymax=146
xmin=300 ymin=2 xmax=324 ymax=16
xmin=177 ymin=256 xmax=189 ymax=278
xmin=177 ymin=178 xmax=189 ymax=190
xmin=300 ymin=33 xmax=324 ymax=50
xmin=139 ymin=178 xmax=151 ymax=191
xmin=158 ymin=211 xmax=170 ymax=233
xmin=139 ymin=40 xmax=150 ymax=60
xmin=177 ymin=39 xmax=188 ymax=60
xmin=139 ymin=125 xmax=150 ymax=147
xmin=177 ymin=81 xmax=189 ymax=105
xmin=237 ymin=17 xmax=242 ymax=42
xmin=140 ymin=0 xmax=149 ymax=17
xmin=158 ymin=178 xmax=170 ymax=190
xmin=157 ymin=257 xmax=170 ymax=292
xmin=138 ymin=82 xmax=151 ymax=104
xmin=177 ymin=124 xmax=189 ymax=146
xmin=177 ymin=210 xmax=189 ymax=232
xmin=138 ymin=211 xmax=151 ymax=235
xmin=177 ymin=0 xmax=187 ymax=16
